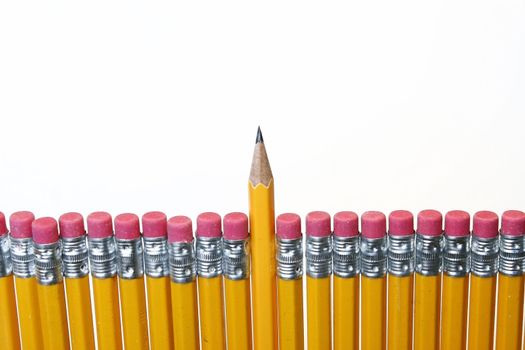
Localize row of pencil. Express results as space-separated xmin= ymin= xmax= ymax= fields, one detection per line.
xmin=0 ymin=207 xmax=523 ymax=349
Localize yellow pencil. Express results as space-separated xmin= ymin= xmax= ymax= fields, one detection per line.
xmin=9 ymin=211 xmax=43 ymax=350
xmin=414 ymin=210 xmax=443 ymax=350
xmin=387 ymin=210 xmax=415 ymax=350
xmin=249 ymin=127 xmax=278 ymax=350
xmin=495 ymin=210 xmax=525 ymax=350
xmin=196 ymin=212 xmax=226 ymax=350
xmin=276 ymin=213 xmax=304 ymax=350
xmin=167 ymin=216 xmax=200 ymax=350
xmin=361 ymin=211 xmax=387 ymax=350
xmin=87 ymin=211 xmax=123 ymax=350
xmin=32 ymin=217 xmax=70 ymax=350
xmin=142 ymin=212 xmax=174 ymax=350
xmin=332 ymin=211 xmax=359 ymax=350
xmin=0 ymin=212 xmax=20 ymax=350
xmin=468 ymin=211 xmax=499 ymax=350
xmin=441 ymin=210 xmax=470 ymax=350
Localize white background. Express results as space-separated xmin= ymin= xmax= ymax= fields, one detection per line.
xmin=1 ymin=0 xmax=524 ymax=225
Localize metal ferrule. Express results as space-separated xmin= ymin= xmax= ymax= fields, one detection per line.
xmin=306 ymin=235 xmax=332 ymax=278
xmin=443 ymin=235 xmax=470 ymax=277
xmin=0 ymin=234 xmax=12 ymax=277
xmin=361 ymin=236 xmax=388 ymax=278
xmin=34 ymin=242 xmax=62 ymax=286
xmin=499 ymin=234 xmax=523 ymax=276
xmin=88 ymin=236 xmax=117 ymax=279
xmin=116 ymin=238 xmax=144 ymax=279
xmin=169 ymin=241 xmax=196 ymax=283
xmin=223 ymin=239 xmax=249 ymax=280
xmin=196 ymin=237 xmax=223 ymax=278
xmin=471 ymin=236 xmax=499 ymax=277
xmin=415 ymin=234 xmax=443 ymax=276
xmin=144 ymin=237 xmax=169 ymax=278
xmin=333 ymin=236 xmax=360 ymax=278
xmin=10 ymin=237 xmax=35 ymax=278
xmin=388 ymin=235 xmax=414 ymax=277
xmin=276 ymin=238 xmax=303 ymax=280
xmin=62 ymin=236 xmax=89 ymax=278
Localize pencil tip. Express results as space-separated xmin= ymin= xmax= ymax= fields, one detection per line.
xmin=256 ymin=126 xmax=264 ymax=144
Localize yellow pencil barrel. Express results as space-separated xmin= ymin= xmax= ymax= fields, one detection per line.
xmin=441 ymin=275 xmax=469 ymax=350
xmin=414 ymin=274 xmax=441 ymax=350
xmin=147 ymin=276 xmax=174 ymax=350
xmin=0 ymin=274 xmax=21 ymax=350
xmin=92 ymin=276 xmax=123 ymax=350
xmin=171 ymin=280 xmax=200 ymax=350
xmin=65 ymin=277 xmax=95 ymax=350
xmin=306 ymin=276 xmax=331 ymax=350
xmin=388 ymin=274 xmax=414 ymax=350
xmin=119 ymin=277 xmax=149 ymax=350
xmin=198 ymin=276 xmax=226 ymax=349
xmin=37 ymin=282 xmax=70 ymax=350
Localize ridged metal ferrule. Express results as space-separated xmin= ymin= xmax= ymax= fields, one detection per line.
xmin=88 ymin=236 xmax=117 ymax=279
xmin=144 ymin=237 xmax=169 ymax=278
xmin=333 ymin=236 xmax=360 ymax=278
xmin=471 ymin=236 xmax=499 ymax=277
xmin=276 ymin=238 xmax=303 ymax=280
xmin=10 ymin=237 xmax=35 ymax=278
xmin=223 ymin=239 xmax=249 ymax=280
xmin=62 ymin=236 xmax=89 ymax=278
xmin=306 ymin=235 xmax=332 ymax=278
xmin=196 ymin=237 xmax=223 ymax=278
xmin=361 ymin=237 xmax=387 ymax=278
xmin=499 ymin=234 xmax=523 ymax=276
xmin=169 ymin=241 xmax=196 ymax=283
xmin=0 ymin=234 xmax=12 ymax=277
xmin=388 ymin=235 xmax=414 ymax=277
xmin=415 ymin=234 xmax=443 ymax=276
xmin=443 ymin=235 xmax=470 ymax=277
xmin=34 ymin=242 xmax=62 ymax=286
xmin=116 ymin=238 xmax=144 ymax=279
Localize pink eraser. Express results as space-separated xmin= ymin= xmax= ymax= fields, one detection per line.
xmin=306 ymin=211 xmax=331 ymax=237
xmin=333 ymin=211 xmax=359 ymax=237
xmin=444 ymin=210 xmax=470 ymax=237
xmin=0 ymin=212 xmax=7 ymax=235
xmin=87 ymin=212 xmax=113 ymax=239
xmin=167 ymin=216 xmax=193 ymax=243
xmin=276 ymin=213 xmax=302 ymax=240
xmin=388 ymin=210 xmax=414 ymax=236
xmin=9 ymin=211 xmax=35 ymax=239
xmin=114 ymin=213 xmax=140 ymax=240
xmin=32 ymin=217 xmax=59 ymax=245
xmin=196 ymin=212 xmax=222 ymax=238
xmin=59 ymin=212 xmax=85 ymax=239
xmin=473 ymin=211 xmax=499 ymax=239
xmin=142 ymin=211 xmax=167 ymax=238
xmin=501 ymin=210 xmax=525 ymax=236
xmin=361 ymin=211 xmax=386 ymax=239
xmin=223 ymin=212 xmax=249 ymax=240
xmin=417 ymin=210 xmax=443 ymax=236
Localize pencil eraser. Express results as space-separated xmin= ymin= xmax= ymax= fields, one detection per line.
xmin=473 ymin=211 xmax=499 ymax=239
xmin=59 ymin=212 xmax=85 ymax=238
xmin=388 ymin=210 xmax=414 ymax=236
xmin=306 ymin=211 xmax=331 ymax=237
xmin=32 ymin=217 xmax=59 ymax=245
xmin=9 ymin=211 xmax=35 ymax=239
xmin=223 ymin=212 xmax=249 ymax=240
xmin=417 ymin=210 xmax=443 ymax=236
xmin=276 ymin=213 xmax=302 ymax=240
xmin=444 ymin=210 xmax=470 ymax=237
xmin=361 ymin=211 xmax=386 ymax=239
xmin=0 ymin=212 xmax=7 ymax=235
xmin=142 ymin=211 xmax=167 ymax=238
xmin=333 ymin=211 xmax=359 ymax=237
xmin=196 ymin=212 xmax=222 ymax=238
xmin=168 ymin=216 xmax=193 ymax=243
xmin=115 ymin=213 xmax=140 ymax=240
xmin=501 ymin=210 xmax=525 ymax=236
xmin=87 ymin=212 xmax=113 ymax=239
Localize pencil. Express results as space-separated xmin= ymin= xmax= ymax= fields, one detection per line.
xmin=32 ymin=217 xmax=70 ymax=350
xmin=59 ymin=212 xmax=95 ymax=350
xmin=0 ymin=212 xmax=20 ymax=350
xmin=249 ymin=127 xmax=278 ymax=350
xmin=276 ymin=213 xmax=304 ymax=350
